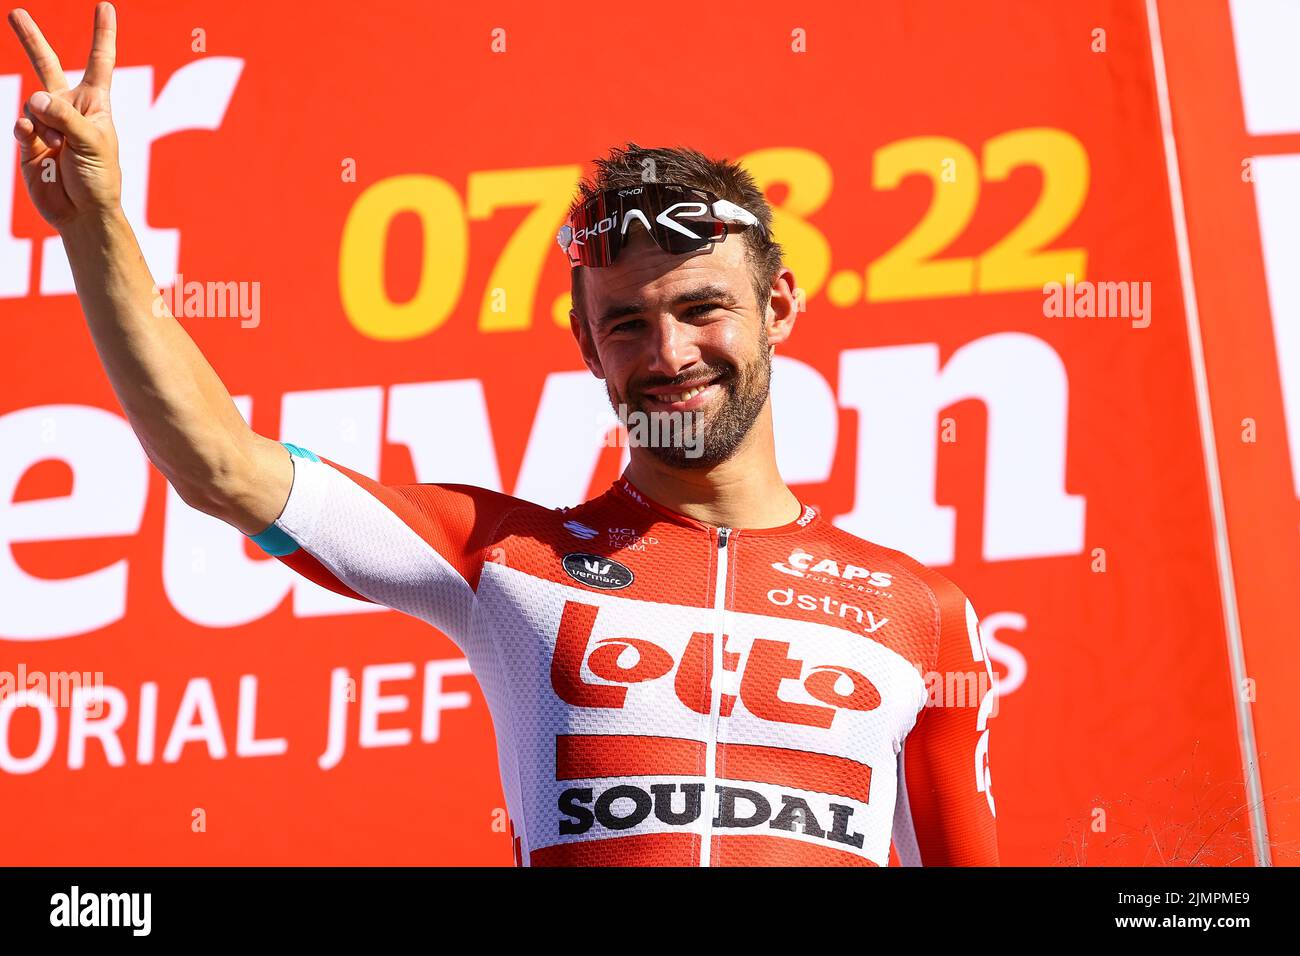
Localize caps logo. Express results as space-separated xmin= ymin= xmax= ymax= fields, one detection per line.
xmin=771 ymin=550 xmax=893 ymax=590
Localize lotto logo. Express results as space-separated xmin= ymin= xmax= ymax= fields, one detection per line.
xmin=549 ymin=601 xmax=881 ymax=727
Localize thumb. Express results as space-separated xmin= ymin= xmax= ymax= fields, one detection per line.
xmin=13 ymin=115 xmax=41 ymax=162
xmin=26 ymin=91 xmax=97 ymax=151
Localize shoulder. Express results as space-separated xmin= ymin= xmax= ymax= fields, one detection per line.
xmin=393 ymin=482 xmax=542 ymax=517
xmin=398 ymin=482 xmax=630 ymax=550
xmin=399 ymin=482 xmax=573 ymax=537
xmin=805 ymin=520 xmax=969 ymax=606
xmin=799 ymin=521 xmax=979 ymax=663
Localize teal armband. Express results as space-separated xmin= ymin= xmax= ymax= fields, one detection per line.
xmin=246 ymin=442 xmax=320 ymax=555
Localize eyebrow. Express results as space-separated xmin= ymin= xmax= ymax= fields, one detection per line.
xmin=597 ymin=284 xmax=739 ymax=327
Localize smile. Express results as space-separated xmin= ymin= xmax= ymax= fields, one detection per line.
xmin=642 ymin=378 xmax=722 ymax=412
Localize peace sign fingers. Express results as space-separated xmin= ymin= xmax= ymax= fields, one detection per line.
xmin=82 ymin=2 xmax=117 ymax=92
xmin=6 ymin=7 xmax=70 ymax=94
xmin=6 ymin=3 xmax=124 ymax=229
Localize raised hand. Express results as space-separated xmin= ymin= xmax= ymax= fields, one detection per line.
xmin=8 ymin=2 xmax=121 ymax=230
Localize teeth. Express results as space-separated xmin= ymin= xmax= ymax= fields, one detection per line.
xmin=661 ymin=385 xmax=709 ymax=404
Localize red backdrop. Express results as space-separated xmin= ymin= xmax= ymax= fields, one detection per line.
xmin=1 ymin=0 xmax=1296 ymax=865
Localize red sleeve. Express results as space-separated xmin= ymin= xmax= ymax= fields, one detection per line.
xmin=245 ymin=442 xmax=517 ymax=641
xmin=891 ymin=561 xmax=1000 ymax=866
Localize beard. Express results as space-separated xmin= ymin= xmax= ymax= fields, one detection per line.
xmin=607 ymin=326 xmax=772 ymax=469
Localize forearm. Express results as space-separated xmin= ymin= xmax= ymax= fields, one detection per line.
xmin=60 ymin=206 xmax=259 ymax=511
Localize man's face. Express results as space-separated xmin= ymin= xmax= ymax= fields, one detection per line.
xmin=570 ymin=228 xmax=795 ymax=469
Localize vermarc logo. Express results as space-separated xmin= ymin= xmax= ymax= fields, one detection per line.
xmin=562 ymin=553 xmax=635 ymax=590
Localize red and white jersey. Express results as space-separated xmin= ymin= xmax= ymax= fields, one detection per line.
xmin=250 ymin=443 xmax=1000 ymax=866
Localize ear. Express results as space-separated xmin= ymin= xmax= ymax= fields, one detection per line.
xmin=569 ymin=308 xmax=606 ymax=379
xmin=764 ymin=265 xmax=799 ymax=350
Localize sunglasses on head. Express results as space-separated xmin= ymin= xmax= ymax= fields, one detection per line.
xmin=557 ymin=183 xmax=767 ymax=268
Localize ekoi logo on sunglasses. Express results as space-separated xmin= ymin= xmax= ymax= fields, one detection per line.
xmin=549 ymin=600 xmax=881 ymax=727
xmin=569 ymin=201 xmax=711 ymax=248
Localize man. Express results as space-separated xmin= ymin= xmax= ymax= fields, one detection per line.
xmin=10 ymin=2 xmax=999 ymax=866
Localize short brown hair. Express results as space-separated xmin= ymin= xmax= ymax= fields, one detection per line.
xmin=567 ymin=142 xmax=784 ymax=323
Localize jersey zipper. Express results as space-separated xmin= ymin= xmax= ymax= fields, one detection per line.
xmin=701 ymin=526 xmax=731 ymax=867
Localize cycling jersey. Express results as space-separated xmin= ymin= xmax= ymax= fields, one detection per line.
xmin=248 ymin=442 xmax=1000 ymax=866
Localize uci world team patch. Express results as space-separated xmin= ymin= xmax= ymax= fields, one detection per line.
xmin=562 ymin=553 xmax=634 ymax=590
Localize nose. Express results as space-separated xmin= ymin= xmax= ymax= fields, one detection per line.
xmin=645 ymin=313 xmax=700 ymax=379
